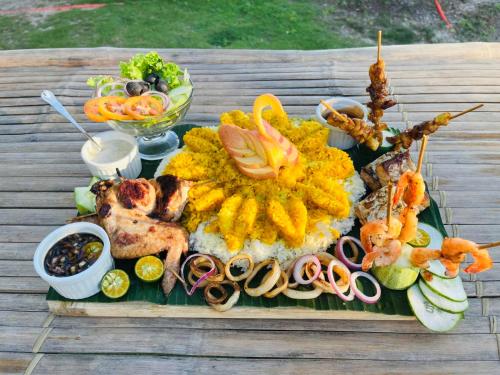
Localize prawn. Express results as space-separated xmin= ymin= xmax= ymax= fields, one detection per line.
xmin=398 ymin=206 xmax=419 ymax=243
xmin=360 ymin=218 xmax=401 ymax=253
xmin=393 ymin=170 xmax=425 ymax=208
xmin=409 ymin=237 xmax=494 ymax=277
xmin=362 ymin=239 xmax=402 ymax=271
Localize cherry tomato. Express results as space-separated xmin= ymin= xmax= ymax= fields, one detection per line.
xmin=97 ymin=96 xmax=131 ymax=121
xmin=123 ymin=96 xmax=163 ymax=120
xmin=84 ymin=98 xmax=107 ymax=122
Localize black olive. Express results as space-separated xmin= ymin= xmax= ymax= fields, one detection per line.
xmin=156 ymin=80 xmax=169 ymax=93
xmin=145 ymin=73 xmax=160 ymax=85
xmin=126 ymin=81 xmax=150 ymax=96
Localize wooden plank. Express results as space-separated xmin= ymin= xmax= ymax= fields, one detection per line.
xmin=39 ymin=326 xmax=499 ymax=360
xmin=0 ymin=352 xmax=32 ymax=375
xmin=31 ymin=355 xmax=500 ymax=375
xmin=0 ymin=192 xmax=75 ymax=208
xmin=0 ymin=243 xmax=38 ymax=260
xmin=0 ymin=310 xmax=49 ymax=327
xmin=0 ymin=261 xmax=37 ymax=277
xmin=0 ymin=226 xmax=59 ymax=242
xmin=0 ymin=209 xmax=75 ymax=225
xmin=0 ymin=277 xmax=48 ymax=293
xmin=50 ymin=312 xmax=487 ymax=333
xmin=0 ymin=326 xmax=43 ymax=352
xmin=47 ymin=300 xmax=414 ymax=321
xmin=0 ymin=293 xmax=48 ymax=312
xmin=0 ymin=177 xmax=89 ymax=192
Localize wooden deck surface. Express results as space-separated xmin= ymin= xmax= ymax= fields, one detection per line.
xmin=1 ymin=43 xmax=500 ymax=374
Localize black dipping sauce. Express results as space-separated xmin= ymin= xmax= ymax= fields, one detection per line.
xmin=44 ymin=233 xmax=103 ymax=277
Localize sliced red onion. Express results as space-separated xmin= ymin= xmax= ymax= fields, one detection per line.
xmin=180 ymin=254 xmax=215 ymax=296
xmin=350 ymin=271 xmax=381 ymax=304
xmin=142 ymin=90 xmax=170 ymax=110
xmin=327 ymin=259 xmax=354 ymax=302
xmin=335 ymin=236 xmax=365 ymax=270
xmin=293 ymin=255 xmax=321 ymax=285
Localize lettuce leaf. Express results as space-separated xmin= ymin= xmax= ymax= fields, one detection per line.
xmin=119 ymin=51 xmax=186 ymax=89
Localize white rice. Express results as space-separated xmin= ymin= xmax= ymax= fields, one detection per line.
xmin=189 ymin=172 xmax=366 ymax=269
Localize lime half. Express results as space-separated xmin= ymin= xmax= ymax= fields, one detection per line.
xmin=135 ymin=255 xmax=164 ymax=282
xmin=101 ymin=269 xmax=130 ymax=299
xmin=408 ymin=228 xmax=431 ymax=248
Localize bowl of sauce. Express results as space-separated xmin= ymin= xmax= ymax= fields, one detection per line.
xmin=316 ymin=97 xmax=368 ymax=150
xmin=81 ymin=130 xmax=142 ymax=179
xmin=33 ymin=222 xmax=114 ymax=299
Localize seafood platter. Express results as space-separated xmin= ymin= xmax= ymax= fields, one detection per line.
xmin=35 ymin=35 xmax=497 ymax=332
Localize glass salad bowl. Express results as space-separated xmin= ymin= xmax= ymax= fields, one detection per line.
xmin=105 ymin=80 xmax=193 ymax=160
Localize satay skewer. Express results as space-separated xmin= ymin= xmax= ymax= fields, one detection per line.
xmin=386 ymin=181 xmax=393 ymax=228
xmin=377 ymin=30 xmax=382 ymax=63
xmin=450 ymin=104 xmax=484 ymax=120
xmin=416 ymin=135 xmax=428 ymax=174
xmin=478 ymin=241 xmax=500 ymax=250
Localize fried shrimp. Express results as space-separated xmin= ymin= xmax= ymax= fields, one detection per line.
xmin=398 ymin=206 xmax=419 ymax=243
xmin=393 ymin=170 xmax=425 ymax=208
xmin=362 ymin=239 xmax=402 ymax=271
xmin=359 ymin=218 xmax=402 ymax=271
xmin=410 ymin=237 xmax=494 ymax=277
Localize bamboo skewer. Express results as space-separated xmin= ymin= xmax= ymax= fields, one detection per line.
xmin=478 ymin=241 xmax=500 ymax=250
xmin=450 ymin=104 xmax=484 ymax=120
xmin=386 ymin=181 xmax=393 ymax=228
xmin=416 ymin=135 xmax=428 ymax=174
xmin=320 ymin=100 xmax=347 ymax=123
xmin=377 ymin=30 xmax=382 ymax=62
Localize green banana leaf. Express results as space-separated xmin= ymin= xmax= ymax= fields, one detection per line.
xmin=47 ymin=124 xmax=447 ymax=316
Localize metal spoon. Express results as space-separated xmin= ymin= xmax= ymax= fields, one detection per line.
xmin=41 ymin=90 xmax=102 ymax=150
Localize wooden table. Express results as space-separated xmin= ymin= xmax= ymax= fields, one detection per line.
xmin=1 ymin=43 xmax=500 ymax=374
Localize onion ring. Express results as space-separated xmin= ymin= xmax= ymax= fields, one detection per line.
xmin=305 ymin=253 xmax=349 ymax=294
xmin=293 ymin=255 xmax=321 ymax=285
xmin=190 ymin=256 xmax=225 ymax=283
xmin=244 ymin=259 xmax=281 ymax=297
xmin=206 ymin=280 xmax=241 ymax=312
xmin=283 ymin=261 xmax=323 ymax=299
xmin=224 ymin=254 xmax=254 ymax=281
xmin=327 ymin=259 xmax=354 ymax=302
xmin=179 ymin=254 xmax=216 ymax=296
xmin=335 ymin=236 xmax=365 ymax=270
xmin=142 ymin=91 xmax=170 ymax=110
xmin=203 ymin=282 xmax=228 ymax=304
xmin=350 ymin=271 xmax=381 ymax=304
xmin=263 ymin=270 xmax=288 ymax=298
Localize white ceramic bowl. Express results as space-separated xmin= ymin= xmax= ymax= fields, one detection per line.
xmin=81 ymin=130 xmax=142 ymax=179
xmin=33 ymin=222 xmax=114 ymax=300
xmin=315 ymin=97 xmax=369 ymax=150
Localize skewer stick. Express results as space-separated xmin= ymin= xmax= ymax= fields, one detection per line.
xmin=386 ymin=181 xmax=393 ymax=228
xmin=377 ymin=30 xmax=382 ymax=62
xmin=478 ymin=241 xmax=500 ymax=250
xmin=416 ymin=135 xmax=428 ymax=174
xmin=449 ymin=104 xmax=484 ymax=120
xmin=320 ymin=100 xmax=348 ymax=123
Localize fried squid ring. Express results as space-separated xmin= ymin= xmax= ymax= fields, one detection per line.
xmin=244 ymin=259 xmax=281 ymax=297
xmin=205 ymin=280 xmax=241 ymax=312
xmin=225 ymin=254 xmax=254 ymax=282
xmin=305 ymin=253 xmax=349 ymax=294
xmin=190 ymin=256 xmax=225 ymax=283
xmin=203 ymin=282 xmax=228 ymax=304
xmin=263 ymin=270 xmax=288 ymax=298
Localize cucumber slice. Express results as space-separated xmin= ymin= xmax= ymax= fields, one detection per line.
xmin=74 ymin=176 xmax=100 ymax=215
xmin=422 ymin=273 xmax=467 ymax=302
xmin=413 ymin=223 xmax=453 ymax=279
xmin=418 ymin=279 xmax=469 ymax=313
xmin=407 ymin=284 xmax=463 ymax=332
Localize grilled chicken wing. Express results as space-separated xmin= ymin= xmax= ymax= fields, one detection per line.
xmin=149 ymin=175 xmax=193 ymax=222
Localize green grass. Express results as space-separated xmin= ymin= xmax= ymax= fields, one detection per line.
xmin=0 ymin=0 xmax=364 ymax=50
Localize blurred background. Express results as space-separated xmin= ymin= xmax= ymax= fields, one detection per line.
xmin=0 ymin=0 xmax=498 ymax=50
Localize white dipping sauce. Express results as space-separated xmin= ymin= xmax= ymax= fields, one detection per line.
xmin=87 ymin=139 xmax=133 ymax=164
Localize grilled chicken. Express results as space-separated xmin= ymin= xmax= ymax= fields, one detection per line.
xmin=88 ymin=178 xmax=190 ymax=296
xmin=149 ymin=175 xmax=193 ymax=222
